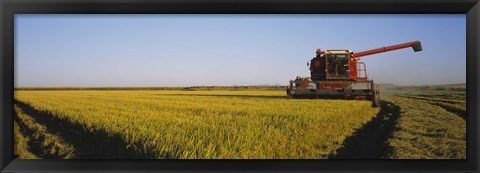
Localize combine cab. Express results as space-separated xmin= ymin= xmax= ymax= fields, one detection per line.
xmin=287 ymin=41 xmax=422 ymax=107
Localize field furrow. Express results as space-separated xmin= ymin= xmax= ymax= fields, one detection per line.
xmin=333 ymin=101 xmax=401 ymax=159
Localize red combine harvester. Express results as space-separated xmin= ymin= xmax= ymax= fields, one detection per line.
xmin=286 ymin=41 xmax=423 ymax=107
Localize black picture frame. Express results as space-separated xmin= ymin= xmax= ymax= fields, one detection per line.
xmin=1 ymin=0 xmax=479 ymax=172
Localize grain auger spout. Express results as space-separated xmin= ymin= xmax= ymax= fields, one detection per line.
xmin=352 ymin=41 xmax=422 ymax=58
xmin=287 ymin=41 xmax=423 ymax=107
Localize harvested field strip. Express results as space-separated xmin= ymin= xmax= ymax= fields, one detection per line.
xmin=410 ymin=93 xmax=466 ymax=100
xmin=398 ymin=96 xmax=466 ymax=119
xmin=401 ymin=95 xmax=465 ymax=106
xmin=14 ymin=121 xmax=38 ymax=159
xmin=384 ymin=96 xmax=466 ymax=159
xmin=14 ymin=105 xmax=76 ymax=159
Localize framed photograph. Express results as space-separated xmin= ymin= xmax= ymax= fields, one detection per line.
xmin=1 ymin=0 xmax=479 ymax=172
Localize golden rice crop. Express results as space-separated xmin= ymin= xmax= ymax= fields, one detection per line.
xmin=14 ymin=90 xmax=379 ymax=159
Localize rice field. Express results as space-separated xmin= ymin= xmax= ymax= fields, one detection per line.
xmin=14 ymin=90 xmax=379 ymax=159
xmin=12 ymin=86 xmax=466 ymax=159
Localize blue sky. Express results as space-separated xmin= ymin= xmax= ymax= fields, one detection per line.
xmin=15 ymin=14 xmax=466 ymax=87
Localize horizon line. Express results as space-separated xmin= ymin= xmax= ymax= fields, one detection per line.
xmin=14 ymin=83 xmax=466 ymax=89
